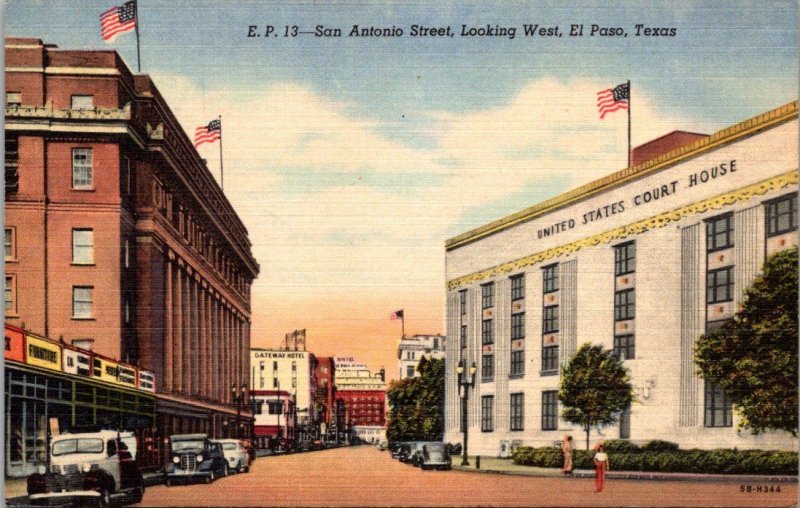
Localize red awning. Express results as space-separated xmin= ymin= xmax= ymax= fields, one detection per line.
xmin=253 ymin=426 xmax=281 ymax=437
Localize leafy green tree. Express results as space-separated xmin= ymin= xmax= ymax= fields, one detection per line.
xmin=559 ymin=343 xmax=634 ymax=449
xmin=386 ymin=357 xmax=444 ymax=444
xmin=695 ymin=247 xmax=798 ymax=436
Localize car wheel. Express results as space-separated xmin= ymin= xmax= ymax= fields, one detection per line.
xmin=206 ymin=471 xmax=215 ymax=484
xmin=132 ymin=483 xmax=145 ymax=503
xmin=223 ymin=463 xmax=229 ymax=477
xmin=98 ymin=488 xmax=112 ymax=508
xmin=165 ymin=479 xmax=172 ymax=488
xmin=244 ymin=466 xmax=250 ymax=474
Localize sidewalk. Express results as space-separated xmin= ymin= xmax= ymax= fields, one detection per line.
xmin=451 ymin=456 xmax=799 ymax=483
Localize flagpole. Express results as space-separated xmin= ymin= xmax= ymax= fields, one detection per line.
xmin=627 ymin=80 xmax=631 ymax=168
xmin=218 ymin=115 xmax=224 ymax=191
xmin=401 ymin=313 xmax=405 ymax=340
xmin=134 ymin=0 xmax=141 ymax=73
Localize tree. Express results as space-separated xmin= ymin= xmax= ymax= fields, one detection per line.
xmin=559 ymin=343 xmax=634 ymax=449
xmin=386 ymin=357 xmax=444 ymax=444
xmin=695 ymin=247 xmax=798 ymax=436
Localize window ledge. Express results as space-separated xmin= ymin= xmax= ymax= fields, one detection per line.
xmin=72 ymin=188 xmax=96 ymax=192
xmin=71 ymin=263 xmax=96 ymax=267
xmin=539 ymin=370 xmax=558 ymax=377
xmin=481 ymin=378 xmax=494 ymax=383
xmin=509 ymin=373 xmax=525 ymax=380
xmin=71 ymin=317 xmax=96 ymax=321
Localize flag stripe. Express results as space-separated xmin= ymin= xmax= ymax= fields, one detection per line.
xmin=194 ymin=119 xmax=222 ymax=147
xmin=596 ymin=82 xmax=629 ymax=119
xmin=100 ymin=1 xmax=136 ymax=42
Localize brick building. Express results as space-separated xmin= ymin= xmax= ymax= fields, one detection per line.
xmin=5 ymin=38 xmax=259 ymax=443
xmin=312 ymin=357 xmax=336 ymax=440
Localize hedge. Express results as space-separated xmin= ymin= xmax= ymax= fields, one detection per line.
xmin=511 ymin=442 xmax=798 ymax=475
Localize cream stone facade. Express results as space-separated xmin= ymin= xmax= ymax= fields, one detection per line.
xmin=444 ymin=102 xmax=799 ymax=454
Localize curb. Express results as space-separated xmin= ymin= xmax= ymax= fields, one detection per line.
xmin=451 ymin=465 xmax=798 ymax=483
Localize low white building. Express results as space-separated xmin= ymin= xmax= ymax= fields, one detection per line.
xmin=444 ymin=101 xmax=799 ymax=454
xmin=250 ymin=349 xmax=316 ymax=429
xmin=397 ymin=334 xmax=446 ymax=379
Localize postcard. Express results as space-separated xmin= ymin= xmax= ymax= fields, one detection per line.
xmin=2 ymin=1 xmax=798 ymax=506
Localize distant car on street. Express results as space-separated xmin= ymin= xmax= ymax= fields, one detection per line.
xmin=390 ymin=442 xmax=405 ymax=459
xmin=212 ymin=439 xmax=250 ymax=474
xmin=164 ymin=434 xmax=228 ymax=486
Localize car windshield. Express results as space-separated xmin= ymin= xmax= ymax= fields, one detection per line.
xmin=52 ymin=439 xmax=104 ymax=456
xmin=171 ymin=440 xmax=204 ymax=451
xmin=222 ymin=443 xmax=238 ymax=450
xmin=427 ymin=443 xmax=445 ymax=452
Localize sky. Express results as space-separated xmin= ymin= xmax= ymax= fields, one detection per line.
xmin=5 ymin=1 xmax=798 ymax=380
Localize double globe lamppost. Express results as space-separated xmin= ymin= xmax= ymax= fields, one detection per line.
xmin=456 ymin=360 xmax=477 ymax=466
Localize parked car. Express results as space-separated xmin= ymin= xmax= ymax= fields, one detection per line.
xmin=376 ymin=441 xmax=388 ymax=451
xmin=212 ymin=439 xmax=250 ymax=474
xmin=311 ymin=440 xmax=325 ymax=451
xmin=25 ymin=429 xmax=144 ymax=507
xmin=164 ymin=433 xmax=228 ymax=486
xmin=398 ymin=442 xmax=420 ymax=463
xmin=415 ymin=442 xmax=452 ymax=470
xmin=408 ymin=442 xmax=430 ymax=467
xmin=390 ymin=442 xmax=405 ymax=459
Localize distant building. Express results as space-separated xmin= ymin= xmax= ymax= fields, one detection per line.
xmin=250 ymin=349 xmax=317 ymax=443
xmin=333 ymin=356 xmax=386 ymax=441
xmin=313 ymin=357 xmax=336 ymax=440
xmin=397 ymin=334 xmax=446 ymax=379
xmin=250 ymin=389 xmax=295 ymax=450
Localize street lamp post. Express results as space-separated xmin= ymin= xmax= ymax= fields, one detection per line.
xmin=456 ymin=360 xmax=477 ymax=467
xmin=231 ymin=383 xmax=248 ymax=439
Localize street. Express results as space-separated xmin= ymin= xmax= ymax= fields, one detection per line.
xmin=139 ymin=446 xmax=797 ymax=507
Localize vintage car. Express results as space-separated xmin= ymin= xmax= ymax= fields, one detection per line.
xmin=25 ymin=430 xmax=144 ymax=507
xmin=212 ymin=439 xmax=250 ymax=474
xmin=390 ymin=442 xmax=405 ymax=459
xmin=413 ymin=442 xmax=452 ymax=470
xmin=164 ymin=433 xmax=228 ymax=486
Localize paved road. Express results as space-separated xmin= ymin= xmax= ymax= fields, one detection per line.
xmin=140 ymin=446 xmax=796 ymax=507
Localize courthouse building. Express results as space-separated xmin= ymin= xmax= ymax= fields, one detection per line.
xmin=443 ymin=101 xmax=799 ymax=454
xmin=4 ymin=37 xmax=259 ymax=472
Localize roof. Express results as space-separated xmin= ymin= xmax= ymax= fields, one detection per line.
xmin=445 ymin=101 xmax=798 ymax=251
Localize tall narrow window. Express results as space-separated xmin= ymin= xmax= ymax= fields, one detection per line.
xmin=481 ymin=354 xmax=494 ymax=381
xmin=481 ymin=282 xmax=494 ymax=309
xmin=614 ymin=242 xmax=636 ymax=276
xmin=72 ymin=286 xmax=94 ymax=319
xmin=765 ymin=193 xmax=798 ymax=237
xmin=706 ymin=267 xmax=734 ymax=304
xmin=72 ymin=148 xmax=93 ymax=189
xmin=510 ymin=350 xmax=525 ymax=377
xmin=481 ymin=395 xmax=494 ymax=432
xmin=5 ymin=228 xmax=15 ymax=261
xmin=72 ymin=229 xmax=94 ymax=265
xmin=706 ymin=214 xmax=734 ymax=251
xmin=511 ymin=274 xmax=525 ymax=301
xmin=704 ymin=381 xmax=732 ymax=427
xmin=510 ymin=393 xmax=524 ymax=431
xmin=541 ymin=346 xmax=558 ymax=372
xmin=613 ymin=289 xmax=635 ymax=321
xmin=542 ymin=306 xmax=559 ymax=334
xmin=5 ymin=275 xmax=16 ymax=315
xmin=460 ymin=324 xmax=467 ymax=348
xmin=459 ymin=290 xmax=467 ymax=315
xmin=481 ymin=319 xmax=494 ymax=345
xmin=511 ymin=313 xmax=525 ymax=340
xmin=542 ymin=264 xmax=559 ymax=293
xmin=541 ymin=390 xmax=558 ymax=430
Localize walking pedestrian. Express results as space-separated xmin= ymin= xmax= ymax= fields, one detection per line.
xmin=593 ymin=444 xmax=609 ymax=493
xmin=561 ymin=435 xmax=573 ymax=475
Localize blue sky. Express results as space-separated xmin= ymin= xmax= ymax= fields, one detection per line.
xmin=5 ymin=0 xmax=797 ymax=372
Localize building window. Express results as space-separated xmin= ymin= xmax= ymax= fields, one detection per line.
xmin=510 ymin=393 xmax=524 ymax=431
xmin=704 ymin=381 xmax=732 ymax=427
xmin=511 ymin=274 xmax=525 ymax=301
xmin=542 ymin=306 xmax=559 ymax=334
xmin=6 ymin=92 xmax=21 ymax=106
xmin=613 ymin=334 xmax=635 ymax=361
xmin=460 ymin=324 xmax=467 ymax=348
xmin=706 ymin=214 xmax=734 ymax=252
xmin=273 ymin=378 xmax=278 ymax=388
xmin=481 ymin=395 xmax=494 ymax=432
xmin=482 ymin=319 xmax=494 ymax=345
xmin=481 ymin=354 xmax=494 ymax=381
xmin=72 ymin=286 xmax=94 ymax=319
xmin=511 ymin=313 xmax=525 ymax=340
xmin=614 ymin=242 xmax=636 ymax=276
xmin=707 ymin=267 xmax=734 ymax=304
xmin=510 ymin=350 xmax=525 ymax=377
xmin=541 ymin=390 xmax=558 ymax=430
xmin=481 ymin=282 xmax=494 ymax=309
xmin=72 ymin=229 xmax=94 ymax=265
xmin=459 ymin=290 xmax=467 ymax=315
xmin=5 ymin=228 xmax=16 ymax=261
xmin=124 ymin=239 xmax=130 ymax=268
xmin=72 ymin=148 xmax=93 ymax=189
xmin=5 ymin=275 xmax=16 ymax=315
xmin=614 ymin=289 xmax=635 ymax=321
xmin=542 ymin=264 xmax=559 ymax=294
xmin=765 ymin=194 xmax=798 ymax=237
xmin=268 ymin=401 xmax=283 ymax=415
xmin=433 ymin=337 xmax=439 ymax=350
xmin=273 ymin=361 xmax=278 ymax=371
xmin=406 ymin=365 xmax=415 ymax=378
xmin=542 ymin=346 xmax=559 ymax=372
xmin=71 ymin=95 xmax=94 ymax=110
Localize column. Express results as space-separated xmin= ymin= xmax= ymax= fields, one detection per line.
xmin=199 ymin=285 xmax=207 ymax=398
xmin=445 ymin=290 xmax=460 ymax=434
xmin=191 ymin=276 xmax=200 ymax=395
xmin=495 ymin=278 xmax=510 ymax=432
xmin=182 ymin=270 xmax=192 ymax=395
xmin=173 ymin=263 xmax=183 ymax=393
xmin=468 ymin=287 xmax=480 ymax=428
xmin=734 ymin=205 xmax=765 ymax=306
xmin=164 ymin=256 xmax=174 ymax=392
xmin=679 ymin=224 xmax=704 ymax=427
xmin=559 ymin=260 xmax=578 ymax=364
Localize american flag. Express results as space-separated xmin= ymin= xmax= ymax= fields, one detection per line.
xmin=194 ymin=119 xmax=222 ymax=147
xmin=597 ymin=82 xmax=629 ymax=119
xmin=100 ymin=1 xmax=137 ymax=42
xmin=390 ymin=309 xmax=404 ymax=320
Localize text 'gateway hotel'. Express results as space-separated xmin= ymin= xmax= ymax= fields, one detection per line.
xmin=443 ymin=101 xmax=798 ymax=454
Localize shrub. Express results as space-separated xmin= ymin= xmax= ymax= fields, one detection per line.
xmin=641 ymin=440 xmax=680 ymax=452
xmin=603 ymin=439 xmax=641 ymax=454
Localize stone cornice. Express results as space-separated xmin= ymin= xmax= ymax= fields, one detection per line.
xmin=447 ymin=171 xmax=799 ymax=290
xmin=446 ymin=100 xmax=798 ymax=251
